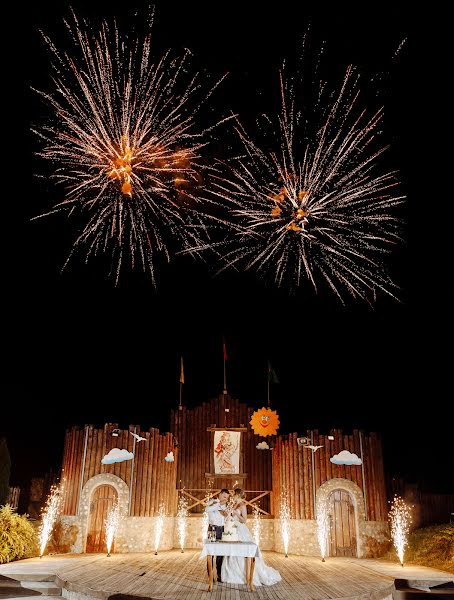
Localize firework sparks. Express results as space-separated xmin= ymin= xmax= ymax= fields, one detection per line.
xmin=208 ymin=66 xmax=404 ymax=302
xmin=252 ymin=503 xmax=262 ymax=547
xmin=177 ymin=494 xmax=189 ymax=552
xmin=104 ymin=499 xmax=120 ymax=557
xmin=316 ymin=501 xmax=329 ymax=562
xmin=33 ymin=10 xmax=225 ymax=283
xmin=39 ymin=481 xmax=65 ymax=558
xmin=279 ymin=491 xmax=290 ymax=557
xmin=154 ymin=503 xmax=166 ymax=554
xmin=389 ymin=495 xmax=412 ymax=566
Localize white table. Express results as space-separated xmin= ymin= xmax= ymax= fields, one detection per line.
xmin=200 ymin=540 xmax=259 ymax=592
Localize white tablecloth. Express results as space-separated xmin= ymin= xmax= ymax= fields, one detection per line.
xmin=199 ymin=541 xmax=259 ymax=559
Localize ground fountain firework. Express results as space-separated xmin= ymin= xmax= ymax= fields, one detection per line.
xmin=177 ymin=494 xmax=189 ymax=552
xmin=389 ymin=495 xmax=412 ymax=566
xmin=154 ymin=503 xmax=166 ymax=555
xmin=279 ymin=491 xmax=290 ymax=557
xmin=252 ymin=503 xmax=262 ymax=547
xmin=104 ymin=499 xmax=120 ymax=557
xmin=39 ymin=482 xmax=65 ymax=558
xmin=316 ymin=501 xmax=329 ymax=562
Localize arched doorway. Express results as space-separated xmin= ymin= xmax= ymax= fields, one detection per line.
xmin=328 ymin=489 xmax=357 ymax=557
xmin=86 ymin=485 xmax=118 ymax=553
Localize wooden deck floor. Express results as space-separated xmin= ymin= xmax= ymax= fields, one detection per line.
xmin=0 ymin=550 xmax=408 ymax=600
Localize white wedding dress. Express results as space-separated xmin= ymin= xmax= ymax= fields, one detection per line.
xmin=221 ymin=511 xmax=281 ymax=586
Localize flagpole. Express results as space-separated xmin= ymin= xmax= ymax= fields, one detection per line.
xmin=223 ymin=337 xmax=227 ymax=395
xmin=267 ymin=362 xmax=270 ymax=407
xmin=179 ymin=356 xmax=184 ymax=410
xmin=223 ymin=355 xmax=227 ymax=395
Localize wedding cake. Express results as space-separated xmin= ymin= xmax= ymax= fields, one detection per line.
xmin=222 ymin=516 xmax=239 ymax=542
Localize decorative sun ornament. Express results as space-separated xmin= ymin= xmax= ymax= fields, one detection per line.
xmin=250 ymin=407 xmax=280 ymax=436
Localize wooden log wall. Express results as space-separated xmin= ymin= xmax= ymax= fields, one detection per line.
xmin=61 ymin=423 xmax=177 ymax=517
xmin=170 ymin=395 xmax=272 ymax=514
xmin=272 ymin=429 xmax=388 ymax=521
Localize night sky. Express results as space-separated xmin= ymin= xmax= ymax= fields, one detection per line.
xmin=3 ymin=4 xmax=452 ymax=496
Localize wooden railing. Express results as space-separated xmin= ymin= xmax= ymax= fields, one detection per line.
xmin=180 ymin=489 xmax=272 ymax=517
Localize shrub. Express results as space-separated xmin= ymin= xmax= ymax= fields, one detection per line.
xmin=0 ymin=504 xmax=39 ymax=564
xmin=406 ymin=523 xmax=454 ymax=572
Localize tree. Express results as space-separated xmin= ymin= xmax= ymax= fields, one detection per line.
xmin=0 ymin=438 xmax=11 ymax=506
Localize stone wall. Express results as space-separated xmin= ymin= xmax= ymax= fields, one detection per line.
xmin=58 ymin=474 xmax=388 ymax=557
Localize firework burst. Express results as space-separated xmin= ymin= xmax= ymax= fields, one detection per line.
xmin=33 ymin=10 xmax=225 ymax=283
xmin=39 ymin=481 xmax=65 ymax=558
xmin=389 ymin=495 xmax=412 ymax=566
xmin=208 ymin=66 xmax=404 ymax=302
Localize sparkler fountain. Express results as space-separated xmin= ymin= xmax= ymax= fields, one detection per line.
xmin=316 ymin=501 xmax=329 ymax=562
xmin=177 ymin=494 xmax=189 ymax=553
xmin=154 ymin=503 xmax=166 ymax=555
xmin=389 ymin=495 xmax=412 ymax=567
xmin=279 ymin=491 xmax=290 ymax=557
xmin=104 ymin=499 xmax=120 ymax=557
xmin=252 ymin=503 xmax=262 ymax=547
xmin=39 ymin=482 xmax=65 ymax=558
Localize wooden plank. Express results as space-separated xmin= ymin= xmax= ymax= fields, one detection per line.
xmin=42 ymin=548 xmax=394 ymax=600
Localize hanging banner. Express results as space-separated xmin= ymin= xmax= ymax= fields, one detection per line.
xmin=214 ymin=430 xmax=240 ymax=474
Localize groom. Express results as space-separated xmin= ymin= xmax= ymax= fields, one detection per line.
xmin=205 ymin=488 xmax=230 ymax=582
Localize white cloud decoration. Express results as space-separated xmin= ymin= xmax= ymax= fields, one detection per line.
xmin=164 ymin=451 xmax=174 ymax=462
xmin=101 ymin=448 xmax=134 ymax=464
xmin=256 ymin=441 xmax=270 ymax=450
xmin=330 ymin=450 xmax=362 ymax=465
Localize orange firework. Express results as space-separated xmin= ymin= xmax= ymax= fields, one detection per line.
xmin=32 ymin=11 xmax=225 ymax=284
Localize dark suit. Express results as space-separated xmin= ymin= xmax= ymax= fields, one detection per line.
xmin=207 ymin=525 xmax=224 ymax=580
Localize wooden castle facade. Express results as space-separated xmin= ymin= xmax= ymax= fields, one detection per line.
xmin=54 ymin=395 xmax=389 ymax=558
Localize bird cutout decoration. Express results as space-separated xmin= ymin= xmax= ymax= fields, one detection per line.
xmin=304 ymin=445 xmax=324 ymax=453
xmin=130 ymin=431 xmax=147 ymax=442
xmin=250 ymin=407 xmax=280 ymax=436
xmin=330 ymin=450 xmax=362 ymax=465
xmin=164 ymin=451 xmax=174 ymax=462
xmin=256 ymin=441 xmax=270 ymax=450
xmin=102 ymin=448 xmax=134 ymax=464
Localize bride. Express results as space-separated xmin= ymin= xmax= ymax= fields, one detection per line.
xmin=221 ymin=489 xmax=281 ymax=586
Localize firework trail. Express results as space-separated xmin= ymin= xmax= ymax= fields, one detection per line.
xmin=32 ymin=10 xmax=225 ymax=283
xmin=206 ymin=66 xmax=404 ymax=302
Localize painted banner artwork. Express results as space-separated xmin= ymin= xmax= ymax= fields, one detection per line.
xmin=214 ymin=431 xmax=240 ymax=474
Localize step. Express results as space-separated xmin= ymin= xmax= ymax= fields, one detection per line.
xmin=20 ymin=582 xmax=62 ymax=596
xmin=0 ymin=596 xmax=64 ymax=600
xmin=1 ymin=574 xmax=56 ymax=583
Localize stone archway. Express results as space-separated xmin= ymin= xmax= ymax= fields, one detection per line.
xmin=316 ymin=478 xmax=366 ymax=558
xmin=79 ymin=474 xmax=129 ymax=553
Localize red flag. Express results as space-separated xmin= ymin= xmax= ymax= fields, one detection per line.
xmin=223 ymin=337 xmax=228 ymax=361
